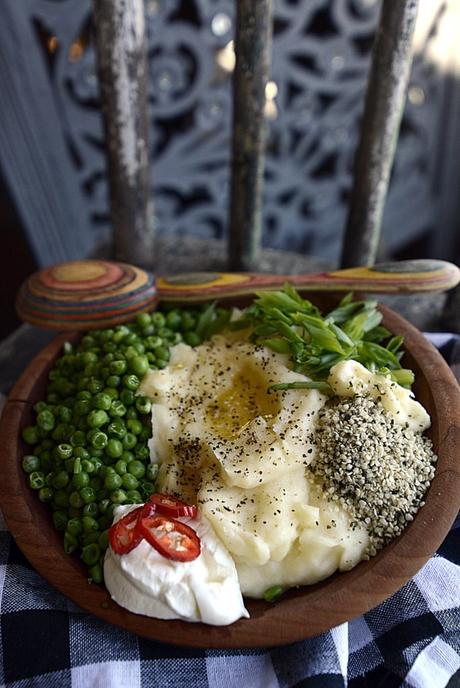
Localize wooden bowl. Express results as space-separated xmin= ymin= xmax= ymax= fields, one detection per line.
xmin=1 ymin=294 xmax=460 ymax=648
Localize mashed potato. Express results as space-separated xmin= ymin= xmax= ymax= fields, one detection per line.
xmin=139 ymin=337 xmax=380 ymax=597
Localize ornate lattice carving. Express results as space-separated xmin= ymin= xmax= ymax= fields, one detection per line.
xmin=29 ymin=0 xmax=447 ymax=261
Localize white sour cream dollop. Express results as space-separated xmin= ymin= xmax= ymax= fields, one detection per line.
xmin=104 ymin=505 xmax=249 ymax=626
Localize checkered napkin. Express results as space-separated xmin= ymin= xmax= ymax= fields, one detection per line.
xmin=0 ymin=334 xmax=459 ymax=688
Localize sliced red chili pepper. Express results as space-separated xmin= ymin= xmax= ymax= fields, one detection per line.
xmin=148 ymin=493 xmax=198 ymax=519
xmin=137 ymin=513 xmax=201 ymax=562
xmin=109 ymin=505 xmax=146 ymax=555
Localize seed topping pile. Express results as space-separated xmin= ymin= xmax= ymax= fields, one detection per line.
xmin=311 ymin=395 xmax=437 ymax=556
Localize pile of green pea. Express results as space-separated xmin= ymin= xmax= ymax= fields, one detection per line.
xmin=21 ymin=304 xmax=225 ymax=585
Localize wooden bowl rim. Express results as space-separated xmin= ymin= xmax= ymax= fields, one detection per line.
xmin=1 ymin=300 xmax=460 ymax=648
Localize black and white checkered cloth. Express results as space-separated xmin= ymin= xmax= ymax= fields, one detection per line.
xmin=0 ymin=333 xmax=459 ymax=688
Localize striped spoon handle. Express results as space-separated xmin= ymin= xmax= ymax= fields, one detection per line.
xmin=157 ymin=259 xmax=460 ymax=302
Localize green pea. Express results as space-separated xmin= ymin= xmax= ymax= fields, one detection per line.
xmin=152 ymin=345 xmax=169 ymax=361
xmin=155 ymin=358 xmax=169 ymax=370
xmin=135 ymin=397 xmax=151 ymax=415
xmin=58 ymin=406 xmax=72 ymax=424
xmin=81 ymin=543 xmax=100 ymax=566
xmin=83 ymin=502 xmax=99 ymax=517
xmin=106 ymin=438 xmax=123 ymax=459
xmin=89 ymin=476 xmax=102 ymax=491
xmin=74 ymin=447 xmax=90 ymax=460
xmin=134 ymin=445 xmax=150 ymax=461
xmin=113 ymin=325 xmax=130 ymax=341
xmin=107 ymin=419 xmax=127 ymax=439
xmin=123 ymin=346 xmax=137 ymax=361
xmin=105 ymin=377 xmax=120 ymax=390
xmin=73 ymin=471 xmax=90 ymax=489
xmin=52 ymin=424 xmax=72 ymax=443
xmin=82 ymin=515 xmax=99 ymax=533
xmin=114 ymin=459 xmax=127 ymax=475
xmin=110 ymin=359 xmax=127 ymax=375
xmin=122 ymin=433 xmax=137 ymax=450
xmin=158 ymin=327 xmax=173 ymax=340
xmin=109 ymin=400 xmax=127 ymax=418
xmin=88 ymin=563 xmax=103 ymax=584
xmin=77 ymin=390 xmax=92 ymax=401
xmin=70 ymin=430 xmax=87 ymax=447
xmin=53 ymin=471 xmax=70 ymax=489
xmin=99 ymin=366 xmax=110 ymax=380
xmin=92 ymin=393 xmax=112 ymax=411
xmin=73 ymin=457 xmax=82 ymax=474
xmin=38 ymin=487 xmax=53 ymax=502
xmin=128 ymin=460 xmax=145 ymax=479
xmin=98 ymin=529 xmax=109 ymax=550
xmin=126 ymin=407 xmax=138 ymax=421
xmin=136 ymin=312 xmax=152 ymax=329
xmin=81 ymin=459 xmax=96 ymax=474
xmin=29 ymin=471 xmax=45 ymax=489
xmin=88 ymin=378 xmax=104 ymax=394
xmin=22 ymin=455 xmax=40 ymax=473
xmin=22 ymin=426 xmax=39 ymax=445
xmin=67 ymin=517 xmax=83 ymax=536
xmin=110 ymin=489 xmax=127 ymax=504
xmin=122 ymin=374 xmax=140 ymax=391
xmin=74 ymin=398 xmax=92 ymax=416
xmin=80 ymin=486 xmax=96 ymax=504
xmin=64 ymin=457 xmax=75 ymax=473
xmin=104 ymin=473 xmax=122 ymax=490
xmin=98 ymin=498 xmax=111 ymax=514
xmin=56 ymin=444 xmax=73 ymax=461
xmin=126 ymin=490 xmax=143 ymax=504
xmin=166 ymin=310 xmax=182 ymax=331
xmin=129 ymin=355 xmax=149 ymax=377
xmin=69 ymin=491 xmax=84 ymax=508
xmin=54 ymin=489 xmax=70 ymax=508
xmin=152 ymin=312 xmax=166 ymax=328
xmin=122 ymin=451 xmax=135 ymax=464
xmin=145 ymin=335 xmax=162 ymax=350
xmin=184 ymin=332 xmax=202 ymax=347
xmin=90 ymin=431 xmax=108 ymax=450
xmin=127 ymin=419 xmax=142 ymax=435
xmin=87 ymin=409 xmax=109 ymax=428
xmin=36 ymin=410 xmax=55 ymax=432
xmin=120 ymin=389 xmax=135 ymax=406
xmin=91 ymin=457 xmax=103 ymax=472
xmin=181 ymin=311 xmax=197 ymax=331
xmin=122 ymin=473 xmax=139 ymax=491
xmin=34 ymin=401 xmax=48 ymax=414
xmin=139 ymin=481 xmax=155 ymax=499
xmin=64 ymin=531 xmax=79 ymax=554
xmin=52 ymin=511 xmax=68 ymax=531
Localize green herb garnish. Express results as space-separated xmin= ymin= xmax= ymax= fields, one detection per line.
xmin=232 ymin=287 xmax=412 ymax=388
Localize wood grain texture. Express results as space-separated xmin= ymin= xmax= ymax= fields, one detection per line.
xmin=1 ymin=294 xmax=460 ymax=648
xmin=16 ymin=260 xmax=157 ymax=330
xmin=157 ymin=259 xmax=460 ymax=302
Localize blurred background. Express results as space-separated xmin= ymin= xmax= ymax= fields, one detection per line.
xmin=1 ymin=0 xmax=460 ymax=338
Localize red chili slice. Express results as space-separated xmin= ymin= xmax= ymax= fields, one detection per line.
xmin=148 ymin=493 xmax=198 ymax=519
xmin=109 ymin=505 xmax=146 ymax=555
xmin=137 ymin=513 xmax=201 ymax=562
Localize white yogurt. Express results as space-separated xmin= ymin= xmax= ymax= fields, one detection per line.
xmin=104 ymin=505 xmax=249 ymax=626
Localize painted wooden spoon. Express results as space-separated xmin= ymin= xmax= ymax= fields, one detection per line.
xmin=16 ymin=258 xmax=460 ymax=330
